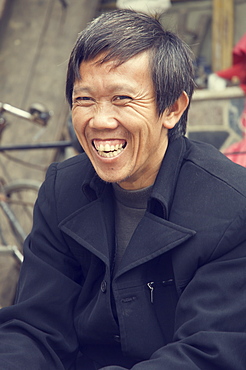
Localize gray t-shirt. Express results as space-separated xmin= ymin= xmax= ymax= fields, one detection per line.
xmin=112 ymin=183 xmax=153 ymax=272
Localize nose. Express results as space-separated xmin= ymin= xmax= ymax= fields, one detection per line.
xmin=89 ymin=102 xmax=118 ymax=130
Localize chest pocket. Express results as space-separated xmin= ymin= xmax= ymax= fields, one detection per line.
xmin=113 ymin=251 xmax=178 ymax=360
xmin=145 ymin=251 xmax=178 ymax=344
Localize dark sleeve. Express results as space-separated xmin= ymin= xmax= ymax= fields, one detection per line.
xmin=0 ymin=163 xmax=83 ymax=370
xmin=100 ymin=210 xmax=246 ymax=370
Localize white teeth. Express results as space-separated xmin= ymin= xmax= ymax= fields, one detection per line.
xmin=105 ymin=143 xmax=111 ymax=152
xmin=94 ymin=141 xmax=125 ymax=158
xmin=95 ymin=142 xmax=124 ymax=151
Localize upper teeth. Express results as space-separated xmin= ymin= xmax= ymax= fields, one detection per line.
xmin=94 ymin=142 xmax=125 ymax=158
xmin=96 ymin=143 xmax=123 ymax=152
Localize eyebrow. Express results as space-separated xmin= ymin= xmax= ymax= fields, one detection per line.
xmin=72 ymin=84 xmax=136 ymax=96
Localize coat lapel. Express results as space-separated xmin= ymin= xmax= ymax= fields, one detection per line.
xmin=59 ymin=190 xmax=115 ymax=268
xmin=115 ymin=138 xmax=196 ymax=276
xmin=115 ymin=211 xmax=195 ymax=277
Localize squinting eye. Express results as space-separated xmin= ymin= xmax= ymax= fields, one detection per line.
xmin=115 ymin=96 xmax=132 ymax=100
xmin=72 ymin=96 xmax=93 ymax=106
xmin=77 ymin=97 xmax=92 ymax=101
xmin=113 ymin=96 xmax=133 ymax=105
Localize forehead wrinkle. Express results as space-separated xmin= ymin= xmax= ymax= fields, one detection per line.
xmin=73 ymin=82 xmax=137 ymax=96
xmin=73 ymin=86 xmax=91 ymax=95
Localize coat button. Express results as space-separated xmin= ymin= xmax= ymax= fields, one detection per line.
xmin=113 ymin=335 xmax=121 ymax=343
xmin=101 ymin=280 xmax=107 ymax=293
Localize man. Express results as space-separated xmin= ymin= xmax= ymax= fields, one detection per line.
xmin=0 ymin=9 xmax=246 ymax=369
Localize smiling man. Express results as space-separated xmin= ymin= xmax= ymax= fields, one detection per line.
xmin=0 ymin=9 xmax=246 ymax=370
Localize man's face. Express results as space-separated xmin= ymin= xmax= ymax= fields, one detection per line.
xmin=72 ymin=52 xmax=172 ymax=190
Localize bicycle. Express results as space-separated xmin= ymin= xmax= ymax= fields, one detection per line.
xmin=0 ymin=103 xmax=51 ymax=307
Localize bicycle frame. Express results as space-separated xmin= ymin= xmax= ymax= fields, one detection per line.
xmin=0 ymin=102 xmax=74 ymax=151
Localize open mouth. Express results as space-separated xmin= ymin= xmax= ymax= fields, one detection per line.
xmin=93 ymin=140 xmax=127 ymax=158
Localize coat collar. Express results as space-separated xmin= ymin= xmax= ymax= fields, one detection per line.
xmin=82 ymin=136 xmax=187 ymax=217
xmin=148 ymin=136 xmax=187 ymax=219
xmin=59 ymin=137 xmax=195 ymax=273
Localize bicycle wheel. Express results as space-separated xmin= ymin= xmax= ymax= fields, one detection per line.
xmin=0 ymin=179 xmax=41 ymax=250
xmin=0 ymin=179 xmax=40 ymax=307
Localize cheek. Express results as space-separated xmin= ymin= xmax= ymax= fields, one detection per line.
xmin=72 ymin=111 xmax=86 ymax=134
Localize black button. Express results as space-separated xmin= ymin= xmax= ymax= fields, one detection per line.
xmin=101 ymin=280 xmax=107 ymax=293
xmin=113 ymin=335 xmax=121 ymax=343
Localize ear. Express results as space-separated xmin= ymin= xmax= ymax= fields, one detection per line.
xmin=162 ymin=91 xmax=189 ymax=129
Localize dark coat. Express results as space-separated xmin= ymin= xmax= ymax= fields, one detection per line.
xmin=0 ymin=136 xmax=246 ymax=369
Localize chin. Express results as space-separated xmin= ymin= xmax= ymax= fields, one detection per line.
xmin=97 ymin=173 xmax=128 ymax=185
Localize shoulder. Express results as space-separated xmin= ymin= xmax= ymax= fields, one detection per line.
xmin=44 ymin=153 xmax=95 ymax=191
xmin=47 ymin=153 xmax=90 ymax=176
xmin=38 ymin=153 xmax=95 ymax=216
xmin=183 ymin=137 xmax=246 ymax=198
xmin=171 ymin=138 xmax=246 ymax=245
